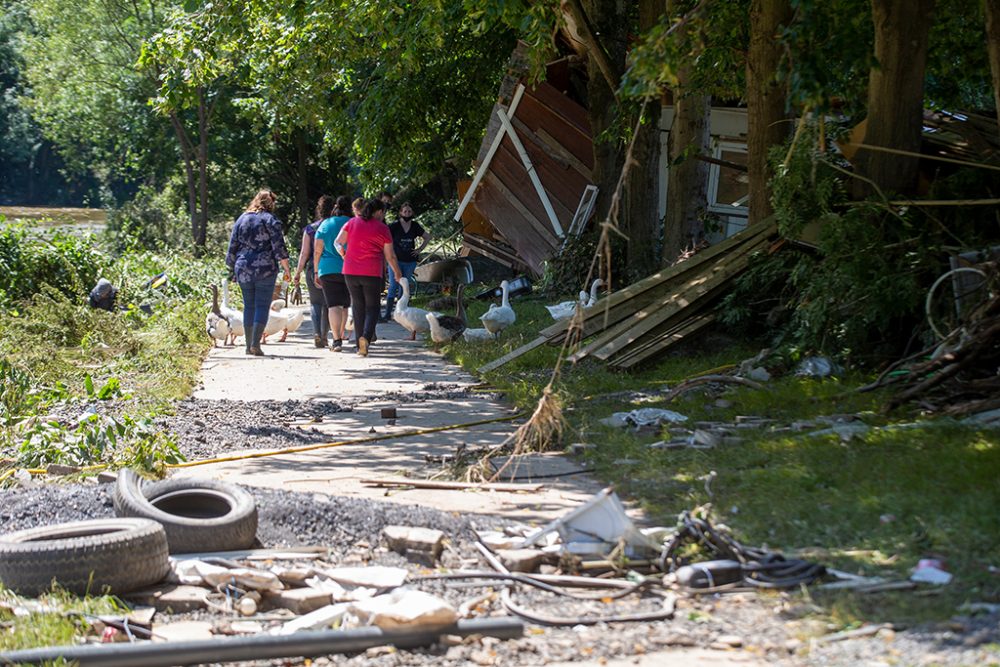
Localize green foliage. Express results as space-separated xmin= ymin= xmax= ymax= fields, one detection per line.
xmin=16 ymin=411 xmax=183 ymax=472
xmin=722 ymin=119 xmax=1000 ymax=362
xmin=21 ymin=0 xmax=175 ymax=192
xmin=623 ymin=0 xmax=748 ymax=100
xmin=0 ymin=223 xmax=108 ymax=308
xmin=0 ymin=232 xmax=211 ymax=474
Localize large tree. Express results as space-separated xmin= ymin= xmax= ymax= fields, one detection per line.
xmin=746 ymin=0 xmax=792 ymax=224
xmin=854 ymin=0 xmax=936 ymax=196
xmin=986 ymin=0 xmax=1000 ymax=133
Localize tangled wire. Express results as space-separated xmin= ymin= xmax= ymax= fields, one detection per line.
xmin=659 ymin=510 xmax=826 ymax=589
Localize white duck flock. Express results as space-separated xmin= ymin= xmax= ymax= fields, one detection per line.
xmin=479 ymin=280 xmax=516 ymax=339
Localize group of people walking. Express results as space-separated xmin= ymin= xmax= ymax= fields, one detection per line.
xmin=226 ymin=188 xmax=430 ymax=358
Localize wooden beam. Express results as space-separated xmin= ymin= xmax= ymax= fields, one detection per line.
xmin=478 ymin=336 xmax=548 ymax=373
xmin=497 ymin=107 xmax=565 ymax=238
xmin=454 ymin=84 xmax=526 ymax=223
xmin=611 ymin=313 xmax=717 ymax=369
xmin=542 ymin=222 xmax=777 ymax=344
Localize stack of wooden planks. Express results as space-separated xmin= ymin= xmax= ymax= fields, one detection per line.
xmin=479 ymin=222 xmax=778 ymax=373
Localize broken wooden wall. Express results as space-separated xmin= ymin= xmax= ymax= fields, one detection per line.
xmin=464 ymin=79 xmax=596 ymax=277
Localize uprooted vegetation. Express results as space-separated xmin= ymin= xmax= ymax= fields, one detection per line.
xmin=0 ymin=222 xmax=218 ymax=477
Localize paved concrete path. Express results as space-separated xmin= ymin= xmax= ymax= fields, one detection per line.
xmin=184 ymin=317 xmax=606 ymax=523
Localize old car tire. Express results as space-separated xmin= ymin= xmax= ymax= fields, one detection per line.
xmin=114 ymin=469 xmax=258 ymax=554
xmin=0 ymin=518 xmax=169 ymax=596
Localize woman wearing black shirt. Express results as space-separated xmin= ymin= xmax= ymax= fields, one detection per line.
xmin=382 ymin=202 xmax=430 ymax=321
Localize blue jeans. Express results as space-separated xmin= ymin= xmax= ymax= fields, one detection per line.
xmin=386 ymin=261 xmax=417 ymax=303
xmin=306 ymin=267 xmax=329 ymax=339
xmin=239 ymin=274 xmax=277 ymax=349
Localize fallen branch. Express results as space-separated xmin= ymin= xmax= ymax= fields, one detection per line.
xmin=360 ymin=478 xmax=543 ymax=493
xmin=662 ymin=375 xmax=764 ymax=402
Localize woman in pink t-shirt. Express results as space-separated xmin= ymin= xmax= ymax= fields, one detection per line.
xmin=334 ymin=198 xmax=402 ymax=356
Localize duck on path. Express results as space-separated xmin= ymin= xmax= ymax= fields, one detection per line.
xmin=206 ymin=284 xmax=230 ymax=347
xmin=393 ymin=279 xmax=435 ymax=340
xmin=220 ymin=281 xmax=244 ymax=346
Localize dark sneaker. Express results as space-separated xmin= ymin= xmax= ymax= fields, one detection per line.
xmin=332 ymin=339 xmax=343 ymax=352
xmin=249 ymin=347 xmax=265 ymax=356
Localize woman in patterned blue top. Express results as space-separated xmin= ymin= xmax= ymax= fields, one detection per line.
xmin=225 ymin=189 xmax=291 ymax=356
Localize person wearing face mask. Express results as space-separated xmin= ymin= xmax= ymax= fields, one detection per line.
xmin=382 ymin=202 xmax=431 ymax=321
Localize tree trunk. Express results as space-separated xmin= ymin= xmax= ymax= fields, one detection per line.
xmin=986 ymin=0 xmax=1000 ymax=136
xmin=580 ymin=0 xmax=626 ymax=235
xmin=196 ymin=87 xmax=209 ymax=252
xmin=169 ymin=112 xmax=198 ymax=245
xmin=746 ymin=0 xmax=792 ymax=224
xmin=295 ymin=129 xmax=310 ymax=228
xmin=854 ymin=0 xmax=935 ymax=197
xmin=619 ymin=0 xmax=666 ymax=279
xmin=662 ymin=90 xmax=711 ymax=263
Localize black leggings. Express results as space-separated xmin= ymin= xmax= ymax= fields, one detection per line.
xmin=344 ymin=274 xmax=382 ymax=342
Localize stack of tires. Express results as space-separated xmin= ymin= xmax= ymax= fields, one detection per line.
xmin=0 ymin=470 xmax=258 ymax=596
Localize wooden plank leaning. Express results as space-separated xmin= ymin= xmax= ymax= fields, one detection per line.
xmin=478 ymin=335 xmax=548 ymax=374
xmin=539 ymin=221 xmax=776 ymax=345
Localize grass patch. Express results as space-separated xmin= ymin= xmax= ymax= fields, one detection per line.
xmin=430 ymin=286 xmax=1000 ymax=625
xmin=0 ymin=585 xmax=125 ymax=651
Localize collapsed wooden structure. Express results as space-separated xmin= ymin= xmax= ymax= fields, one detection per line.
xmin=456 ymin=55 xmax=598 ymax=277
xmin=480 ymin=222 xmax=778 ymax=373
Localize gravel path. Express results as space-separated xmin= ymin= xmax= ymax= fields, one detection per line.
xmin=160 ymin=398 xmax=353 ymax=460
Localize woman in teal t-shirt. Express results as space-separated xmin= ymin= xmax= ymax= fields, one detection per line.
xmin=313 ymin=195 xmax=353 ymax=352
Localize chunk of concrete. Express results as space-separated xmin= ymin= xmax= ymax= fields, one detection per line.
xmin=496 ymin=548 xmax=544 ymax=573
xmin=125 ymin=585 xmax=208 ymax=613
xmin=349 ymin=590 xmax=457 ymax=630
xmin=383 ymin=526 xmax=444 ymax=560
xmin=152 ymin=621 xmax=215 ymax=642
xmin=264 ymin=587 xmax=334 ymax=615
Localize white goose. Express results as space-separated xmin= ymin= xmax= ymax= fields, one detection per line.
xmin=546 ymin=290 xmax=588 ymax=321
xmin=267 ymin=299 xmax=307 ymax=342
xmin=261 ymin=302 xmax=293 ymax=343
xmin=205 ymin=284 xmax=230 ymax=347
xmin=479 ymin=280 xmax=516 ymax=339
xmin=393 ymin=279 xmax=434 ymax=340
xmin=220 ymin=281 xmax=244 ymax=346
xmin=584 ymin=279 xmax=604 ymax=308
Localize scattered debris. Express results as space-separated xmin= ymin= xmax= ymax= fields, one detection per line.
xmin=350 ymin=589 xmax=458 ymax=629
xmin=600 ymin=408 xmax=688 ymax=429
xmin=128 ymin=584 xmax=210 ymax=613
xmin=521 ymin=487 xmax=661 ymax=558
xmin=796 ymin=356 xmax=842 ymax=378
xmin=911 ymin=559 xmax=953 ymax=585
